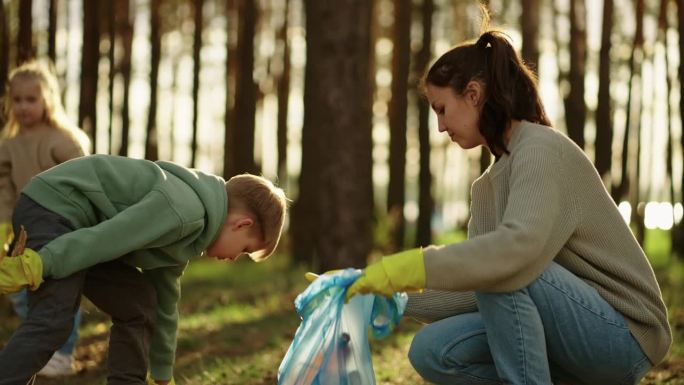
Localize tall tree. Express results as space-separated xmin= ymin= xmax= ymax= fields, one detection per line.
xmin=190 ymin=0 xmax=203 ymax=167
xmin=107 ymin=0 xmax=115 ymax=154
xmin=564 ymin=0 xmax=587 ymax=149
xmin=18 ymin=0 xmax=33 ymax=64
xmin=675 ymin=0 xmax=684 ymax=256
xmin=224 ymin=0 xmax=237 ymax=177
xmin=387 ymin=0 xmax=411 ymax=252
xmin=48 ymin=0 xmax=58 ymax=63
xmin=0 ymin=0 xmax=9 ymax=126
xmin=292 ymin=0 xmax=374 ymax=271
xmin=79 ymin=0 xmax=100 ymax=152
xmin=276 ymin=0 xmax=291 ymax=185
xmin=415 ymin=0 xmax=434 ymax=248
xmin=613 ymin=0 xmax=644 ymax=203
xmin=117 ymin=0 xmax=133 ymax=156
xmin=520 ymin=0 xmax=540 ymax=71
xmin=594 ymin=0 xmax=614 ymax=179
xmin=226 ymin=0 xmax=258 ymax=175
xmin=145 ymin=0 xmax=162 ymax=160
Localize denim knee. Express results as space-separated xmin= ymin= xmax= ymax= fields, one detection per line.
xmin=408 ymin=326 xmax=435 ymax=377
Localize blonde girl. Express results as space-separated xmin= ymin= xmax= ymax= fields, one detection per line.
xmin=0 ymin=60 xmax=90 ymax=377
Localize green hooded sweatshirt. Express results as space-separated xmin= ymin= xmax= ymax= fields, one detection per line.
xmin=22 ymin=154 xmax=227 ymax=379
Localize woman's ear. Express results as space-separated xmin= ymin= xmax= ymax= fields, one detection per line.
xmin=465 ymin=81 xmax=484 ymax=107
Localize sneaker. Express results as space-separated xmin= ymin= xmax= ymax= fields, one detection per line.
xmin=37 ymin=352 xmax=76 ymax=377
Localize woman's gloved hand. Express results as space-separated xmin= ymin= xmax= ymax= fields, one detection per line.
xmin=346 ymin=248 xmax=426 ymax=301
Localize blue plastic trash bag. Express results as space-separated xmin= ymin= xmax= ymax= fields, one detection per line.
xmin=278 ymin=268 xmax=408 ymax=385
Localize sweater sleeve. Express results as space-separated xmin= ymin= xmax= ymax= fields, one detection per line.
xmin=144 ymin=263 xmax=186 ymax=380
xmin=37 ymin=190 xmax=184 ymax=278
xmin=424 ymin=144 xmax=577 ymax=292
xmin=49 ymin=130 xmax=88 ymax=163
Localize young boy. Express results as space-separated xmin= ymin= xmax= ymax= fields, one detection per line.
xmin=0 ymin=154 xmax=287 ymax=385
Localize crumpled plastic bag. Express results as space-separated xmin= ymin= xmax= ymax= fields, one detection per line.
xmin=278 ymin=268 xmax=408 ymax=385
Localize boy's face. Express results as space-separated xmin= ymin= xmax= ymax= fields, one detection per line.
xmin=206 ymin=212 xmax=264 ymax=262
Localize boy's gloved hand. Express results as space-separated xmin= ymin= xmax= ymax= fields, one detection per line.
xmin=346 ymin=248 xmax=425 ymax=301
xmin=0 ymin=226 xmax=43 ymax=294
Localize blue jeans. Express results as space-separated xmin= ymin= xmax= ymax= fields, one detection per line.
xmin=9 ymin=289 xmax=82 ymax=356
xmin=408 ymin=262 xmax=652 ymax=385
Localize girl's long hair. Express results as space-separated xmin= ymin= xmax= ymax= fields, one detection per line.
xmin=1 ymin=61 xmax=90 ymax=150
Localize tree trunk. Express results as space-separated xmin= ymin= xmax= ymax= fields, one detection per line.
xmin=675 ymin=0 xmax=684 ymax=256
xmin=276 ymin=0 xmax=291 ymax=185
xmin=415 ymin=0 xmax=434 ymax=248
xmin=387 ymin=0 xmax=411 ymax=252
xmin=292 ymin=0 xmax=374 ymax=271
xmin=520 ymin=0 xmax=540 ymax=72
xmin=145 ymin=0 xmax=162 ymax=161
xmin=564 ymin=0 xmax=587 ymax=149
xmin=0 ymin=0 xmax=9 ymax=128
xmin=117 ymin=0 xmax=133 ymax=156
xmin=190 ymin=0 xmax=203 ymax=167
xmin=79 ymin=0 xmax=100 ymax=153
xmin=660 ymin=0 xmax=676 ymax=258
xmin=613 ymin=0 xmax=644 ymax=203
xmin=594 ymin=0 xmax=614 ymax=179
xmin=107 ymin=0 xmax=115 ymax=154
xmin=223 ymin=0 xmax=236 ymax=177
xmin=18 ymin=0 xmax=33 ymax=64
xmin=227 ymin=0 xmax=258 ymax=176
xmin=48 ymin=0 xmax=58 ymax=63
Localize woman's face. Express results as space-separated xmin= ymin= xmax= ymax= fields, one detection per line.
xmin=425 ymin=83 xmax=486 ymax=150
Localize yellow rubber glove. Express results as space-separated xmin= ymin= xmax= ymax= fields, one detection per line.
xmin=346 ymin=248 xmax=426 ymax=301
xmin=146 ymin=375 xmax=175 ymax=385
xmin=0 ymin=226 xmax=43 ymax=294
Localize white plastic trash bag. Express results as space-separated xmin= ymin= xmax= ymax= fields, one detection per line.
xmin=278 ymin=268 xmax=408 ymax=385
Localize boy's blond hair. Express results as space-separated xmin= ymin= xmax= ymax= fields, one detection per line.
xmin=1 ymin=61 xmax=90 ymax=151
xmin=226 ymin=174 xmax=287 ymax=261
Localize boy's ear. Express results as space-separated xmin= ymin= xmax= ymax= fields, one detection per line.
xmin=234 ymin=217 xmax=254 ymax=229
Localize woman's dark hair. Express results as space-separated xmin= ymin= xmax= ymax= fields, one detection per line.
xmin=423 ymin=30 xmax=551 ymax=156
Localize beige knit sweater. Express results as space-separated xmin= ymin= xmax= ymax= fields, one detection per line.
xmin=406 ymin=121 xmax=671 ymax=365
xmin=0 ymin=124 xmax=89 ymax=222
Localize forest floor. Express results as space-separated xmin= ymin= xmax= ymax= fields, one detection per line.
xmin=0 ymin=230 xmax=682 ymax=385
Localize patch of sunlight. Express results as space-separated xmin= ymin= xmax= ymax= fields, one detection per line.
xmin=179 ymin=295 xmax=283 ymax=333
xmin=618 ymin=201 xmax=632 ymax=224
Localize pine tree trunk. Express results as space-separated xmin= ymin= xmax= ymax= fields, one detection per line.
xmin=145 ymin=0 xmax=162 ymax=161
xmin=564 ymin=0 xmax=587 ymax=149
xmin=520 ymin=0 xmax=540 ymax=71
xmin=117 ymin=0 xmax=133 ymax=156
xmin=293 ymin=0 xmax=374 ymax=270
xmin=79 ymin=0 xmax=100 ymax=153
xmin=227 ymin=0 xmax=258 ymax=176
xmin=107 ymin=0 xmax=115 ymax=154
xmin=675 ymin=0 xmax=684 ymax=256
xmin=613 ymin=0 xmax=644 ymax=203
xmin=0 ymin=0 xmax=9 ymax=127
xmin=190 ymin=0 xmax=203 ymax=167
xmin=387 ymin=0 xmax=411 ymax=252
xmin=415 ymin=0 xmax=434 ymax=248
xmin=594 ymin=0 xmax=614 ymax=179
xmin=18 ymin=0 xmax=33 ymax=64
xmin=276 ymin=0 xmax=291 ymax=185
xmin=48 ymin=0 xmax=58 ymax=63
xmin=223 ymin=0 xmax=236 ymax=177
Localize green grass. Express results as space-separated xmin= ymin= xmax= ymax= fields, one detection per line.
xmin=0 ymin=229 xmax=682 ymax=384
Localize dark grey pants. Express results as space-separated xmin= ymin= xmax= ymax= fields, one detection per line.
xmin=0 ymin=195 xmax=157 ymax=385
